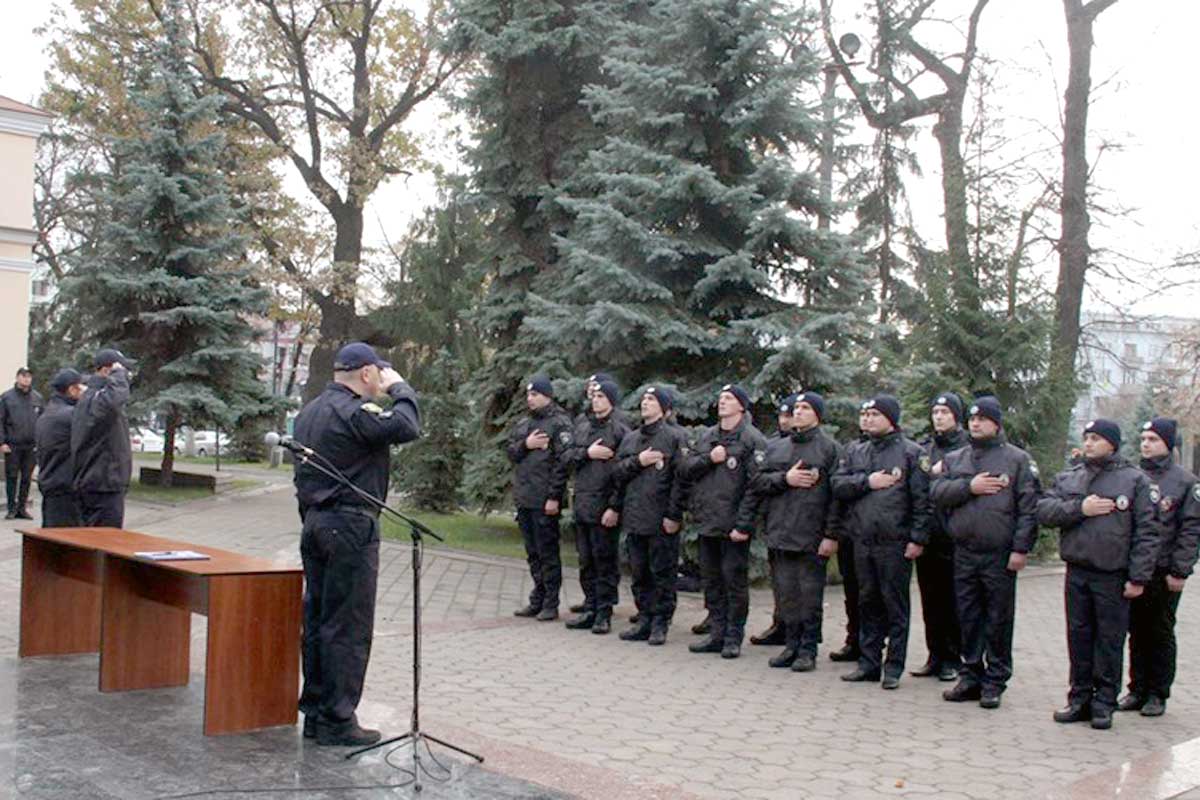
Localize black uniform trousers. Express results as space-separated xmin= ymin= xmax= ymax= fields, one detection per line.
xmin=1128 ymin=570 xmax=1183 ymax=700
xmin=699 ymin=536 xmax=750 ymax=642
xmin=954 ymin=548 xmax=1016 ymax=692
xmin=577 ymin=521 xmax=620 ymax=614
xmin=1065 ymin=564 xmax=1130 ymax=712
xmin=916 ymin=536 xmax=961 ymax=668
xmin=766 ymin=548 xmax=782 ymax=625
xmin=40 ymin=492 xmax=81 ymax=528
xmin=837 ymin=538 xmax=860 ymax=650
xmin=775 ymin=550 xmax=827 ymax=656
xmin=299 ymin=508 xmax=380 ymax=727
xmin=628 ymin=531 xmax=679 ymax=622
xmin=517 ymin=508 xmax=562 ymax=611
xmin=4 ymin=446 xmax=35 ymax=514
xmin=78 ymin=491 xmax=125 ymax=528
xmin=855 ymin=540 xmax=912 ymax=677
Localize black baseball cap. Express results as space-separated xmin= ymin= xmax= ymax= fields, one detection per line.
xmin=50 ymin=368 xmax=84 ymax=392
xmin=94 ymin=348 xmax=136 ymax=369
xmin=333 ymin=342 xmax=391 ymax=371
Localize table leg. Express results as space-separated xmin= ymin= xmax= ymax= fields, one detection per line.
xmin=99 ymin=556 xmax=192 ymax=692
xmin=19 ymin=537 xmax=102 ymax=657
xmin=204 ymin=572 xmax=302 ymax=735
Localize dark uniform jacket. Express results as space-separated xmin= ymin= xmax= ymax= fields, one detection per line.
xmin=831 ymin=430 xmax=932 ymax=546
xmin=293 ymin=381 xmax=421 ymax=516
xmin=35 ymin=394 xmax=77 ymax=496
xmin=71 ymin=371 xmax=131 ymax=494
xmin=1037 ymin=454 xmax=1160 ymax=583
xmin=751 ymin=426 xmax=843 ymax=553
xmin=0 ymin=385 xmax=44 ymax=449
xmin=608 ymin=418 xmax=688 ymax=537
xmin=922 ymin=427 xmax=968 ymax=544
xmin=929 ymin=433 xmax=1040 ymax=554
xmin=678 ymin=417 xmax=768 ymax=537
xmin=506 ymin=402 xmax=573 ymax=510
xmin=1141 ymin=455 xmax=1200 ymax=579
xmin=565 ymin=411 xmax=631 ymax=524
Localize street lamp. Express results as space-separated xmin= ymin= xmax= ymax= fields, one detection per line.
xmin=818 ymin=33 xmax=863 ymax=232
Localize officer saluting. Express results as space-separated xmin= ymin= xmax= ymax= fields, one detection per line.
xmin=1039 ymin=418 xmax=1159 ymax=730
xmin=71 ymin=349 xmax=134 ymax=528
xmin=293 ymin=342 xmax=420 ymax=747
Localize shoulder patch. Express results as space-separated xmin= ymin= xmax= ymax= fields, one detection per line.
xmin=755 ymin=451 xmax=766 ymax=465
xmin=1194 ymin=484 xmax=1200 ymax=502
xmin=559 ymin=430 xmax=571 ymax=445
xmin=919 ymin=454 xmax=931 ymax=473
xmin=1029 ymin=460 xmax=1039 ymax=478
xmin=361 ymin=402 xmax=384 ymax=414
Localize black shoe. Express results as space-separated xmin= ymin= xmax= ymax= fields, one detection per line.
xmin=769 ymin=647 xmax=798 ymax=668
xmin=1140 ymin=696 xmax=1166 ymax=717
xmin=15 ymin=510 xmax=32 ymax=520
xmin=629 ymin=612 xmax=641 ymax=624
xmin=536 ymin=608 xmax=559 ymax=621
xmin=750 ymin=623 xmax=786 ymax=646
xmin=1090 ymin=706 xmax=1114 ymax=730
xmin=316 ymin=722 xmax=382 ymax=747
xmin=979 ymin=690 xmax=1002 ymax=709
xmin=619 ymin=622 xmax=652 ymax=641
xmin=1053 ymin=704 xmax=1091 ymax=724
xmin=841 ymin=668 xmax=881 ymax=683
xmin=564 ymin=613 xmax=595 ymax=630
xmin=829 ymin=644 xmax=860 ymax=662
xmin=569 ymin=602 xmax=587 ymax=614
xmin=1117 ymin=693 xmax=1146 ymax=712
xmin=647 ymin=623 xmax=668 ymax=646
xmin=942 ymin=681 xmax=983 ymax=702
xmin=689 ymin=635 xmax=724 ymax=653
xmin=514 ymin=604 xmax=540 ymax=618
xmin=691 ymin=616 xmax=712 ymax=636
xmin=721 ymin=641 xmax=741 ymax=659
xmin=910 ymin=659 xmax=938 ymax=677
xmin=938 ymin=664 xmax=960 ymax=682
xmin=881 ymin=675 xmax=900 ymax=690
xmin=302 ymin=715 xmax=317 ymax=739
xmin=791 ymin=654 xmax=816 ymax=673
xmin=591 ymin=612 xmax=612 ymax=635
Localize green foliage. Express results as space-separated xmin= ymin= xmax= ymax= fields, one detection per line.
xmin=391 ymin=352 xmax=468 ymax=512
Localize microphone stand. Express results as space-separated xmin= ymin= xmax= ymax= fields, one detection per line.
xmin=287 ymin=442 xmax=484 ymax=791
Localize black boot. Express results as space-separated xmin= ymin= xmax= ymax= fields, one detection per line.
xmin=691 ymin=615 xmax=712 ymax=635
xmin=569 ymin=602 xmax=587 ymax=614
xmin=979 ymin=689 xmax=1002 ymax=709
xmin=750 ymin=621 xmax=786 ymax=646
xmin=647 ymin=618 xmax=669 ymax=646
xmin=791 ymin=653 xmax=816 ymax=672
xmin=619 ymin=620 xmax=652 ymax=641
xmin=513 ymin=604 xmax=540 ymax=618
xmin=1116 ymin=693 xmax=1145 ymax=712
xmin=1053 ymin=704 xmax=1092 ymax=724
xmin=316 ymin=720 xmax=382 ymax=747
xmin=829 ymin=643 xmax=860 ymax=662
xmin=937 ymin=663 xmax=960 ymax=682
xmin=1090 ymin=706 xmax=1114 ymax=730
xmin=688 ymin=635 xmax=724 ymax=653
xmin=591 ymin=610 xmax=612 ymax=635
xmin=564 ymin=612 xmax=596 ymax=630
xmin=942 ymin=680 xmax=982 ymax=702
xmin=769 ymin=647 xmax=798 ymax=668
xmin=720 ymin=628 xmax=743 ymax=659
xmin=536 ymin=607 xmax=559 ymax=621
xmin=1140 ymin=696 xmax=1166 ymax=717
xmin=910 ymin=658 xmax=938 ymax=677
xmin=841 ymin=667 xmax=881 ymax=682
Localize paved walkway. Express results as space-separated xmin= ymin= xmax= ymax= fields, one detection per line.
xmin=4 ymin=481 xmax=1200 ymax=799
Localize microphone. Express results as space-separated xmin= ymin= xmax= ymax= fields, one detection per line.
xmin=264 ymin=431 xmax=312 ymax=455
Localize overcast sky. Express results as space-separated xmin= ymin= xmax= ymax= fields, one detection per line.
xmin=1 ymin=1 xmax=1195 ymax=320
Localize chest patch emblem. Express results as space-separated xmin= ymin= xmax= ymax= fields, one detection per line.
xmin=727 ymin=456 xmax=739 ymax=470
xmin=1115 ymin=495 xmax=1130 ymax=511
xmin=891 ymin=466 xmax=903 ymax=479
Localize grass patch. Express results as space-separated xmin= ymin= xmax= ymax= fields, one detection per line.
xmin=127 ymin=478 xmax=261 ymax=505
xmin=381 ymin=509 xmax=581 ymax=568
xmin=133 ymin=453 xmax=273 ymax=470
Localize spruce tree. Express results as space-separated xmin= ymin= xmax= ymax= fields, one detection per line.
xmin=523 ymin=0 xmax=872 ymax=419
xmin=61 ymin=4 xmax=271 ymax=485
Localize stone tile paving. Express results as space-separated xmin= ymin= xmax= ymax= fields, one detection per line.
xmin=4 ymin=481 xmax=1200 ymax=799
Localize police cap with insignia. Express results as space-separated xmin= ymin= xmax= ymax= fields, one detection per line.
xmin=796 ymin=391 xmax=826 ymax=422
xmin=334 ymin=342 xmax=391 ymax=371
xmin=930 ymin=391 xmax=964 ymax=424
xmin=720 ymin=383 xmax=751 ymax=412
xmin=1084 ymin=418 xmax=1121 ymax=451
xmin=1142 ymin=417 xmax=1178 ymax=452
xmin=526 ymin=374 xmax=554 ymax=398
xmin=94 ymin=347 xmax=136 ymax=370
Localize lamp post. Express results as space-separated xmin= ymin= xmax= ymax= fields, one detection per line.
xmin=818 ymin=32 xmax=862 ymax=232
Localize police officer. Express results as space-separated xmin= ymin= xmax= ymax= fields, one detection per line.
xmin=1 ymin=367 xmax=43 ymax=519
xmin=751 ymin=391 xmax=842 ymax=672
xmin=1118 ymin=418 xmax=1200 ymax=717
xmin=829 ymin=405 xmax=869 ymax=664
xmin=832 ymin=394 xmax=931 ymax=689
xmin=610 ymin=386 xmax=688 ymax=644
xmin=563 ymin=379 xmax=630 ymax=632
xmin=1040 ymin=418 xmax=1159 ymax=730
xmin=35 ymin=369 xmax=85 ymax=527
xmin=681 ymin=384 xmax=767 ymax=659
xmin=931 ymin=396 xmax=1039 ymax=709
xmin=71 ymin=350 xmax=133 ymax=527
xmin=508 ymin=375 xmax=573 ymax=621
xmin=750 ymin=393 xmax=798 ymax=647
xmin=293 ymin=342 xmax=419 ymax=746
xmin=913 ymin=392 xmax=968 ymax=681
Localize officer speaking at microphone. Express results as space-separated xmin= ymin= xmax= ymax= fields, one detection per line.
xmin=292 ymin=342 xmax=420 ymax=747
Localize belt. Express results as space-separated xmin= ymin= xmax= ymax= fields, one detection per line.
xmin=315 ymin=503 xmax=380 ymax=520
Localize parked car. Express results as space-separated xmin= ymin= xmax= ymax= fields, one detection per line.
xmin=181 ymin=428 xmax=232 ymax=457
xmin=130 ymin=427 xmax=166 ymax=454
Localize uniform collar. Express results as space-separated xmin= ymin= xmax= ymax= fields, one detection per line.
xmin=51 ymin=393 xmax=77 ymax=407
xmin=1085 ymin=453 xmax=1123 ymax=472
xmin=934 ymin=427 xmax=967 ymax=449
xmin=790 ymin=425 xmax=819 ymax=444
xmin=12 ymin=383 xmax=30 ymax=394
xmin=1140 ymin=454 xmax=1173 ymax=475
xmin=641 ymin=418 xmax=664 ymax=435
xmin=970 ymin=432 xmax=1005 ymax=450
xmin=870 ymin=429 xmax=902 ymax=447
xmin=327 ymin=381 xmax=363 ymax=400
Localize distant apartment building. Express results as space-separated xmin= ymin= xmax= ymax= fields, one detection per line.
xmin=0 ymin=96 xmax=52 ymax=381
xmin=1072 ymin=311 xmax=1197 ymax=471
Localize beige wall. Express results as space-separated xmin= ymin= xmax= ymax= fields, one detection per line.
xmin=0 ymin=131 xmax=35 ymax=230
xmin=0 ymin=266 xmax=31 ymax=380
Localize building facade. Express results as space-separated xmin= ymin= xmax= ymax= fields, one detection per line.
xmin=0 ymin=97 xmax=52 ymax=383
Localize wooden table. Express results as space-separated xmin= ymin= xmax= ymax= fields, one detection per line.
xmin=16 ymin=526 xmax=303 ymax=736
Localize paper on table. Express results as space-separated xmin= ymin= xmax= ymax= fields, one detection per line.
xmin=133 ymin=550 xmax=212 ymax=561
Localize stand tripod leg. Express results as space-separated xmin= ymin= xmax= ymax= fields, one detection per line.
xmin=346 ymin=731 xmax=411 ymax=760
xmin=423 ymin=732 xmax=485 ymax=763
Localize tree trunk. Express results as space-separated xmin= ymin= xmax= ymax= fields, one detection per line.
xmin=303 ymin=205 xmax=366 ymax=402
xmin=1045 ymin=0 xmax=1115 ymax=464
xmin=933 ymin=104 xmax=980 ymax=309
xmin=160 ymin=413 xmax=179 ymax=487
